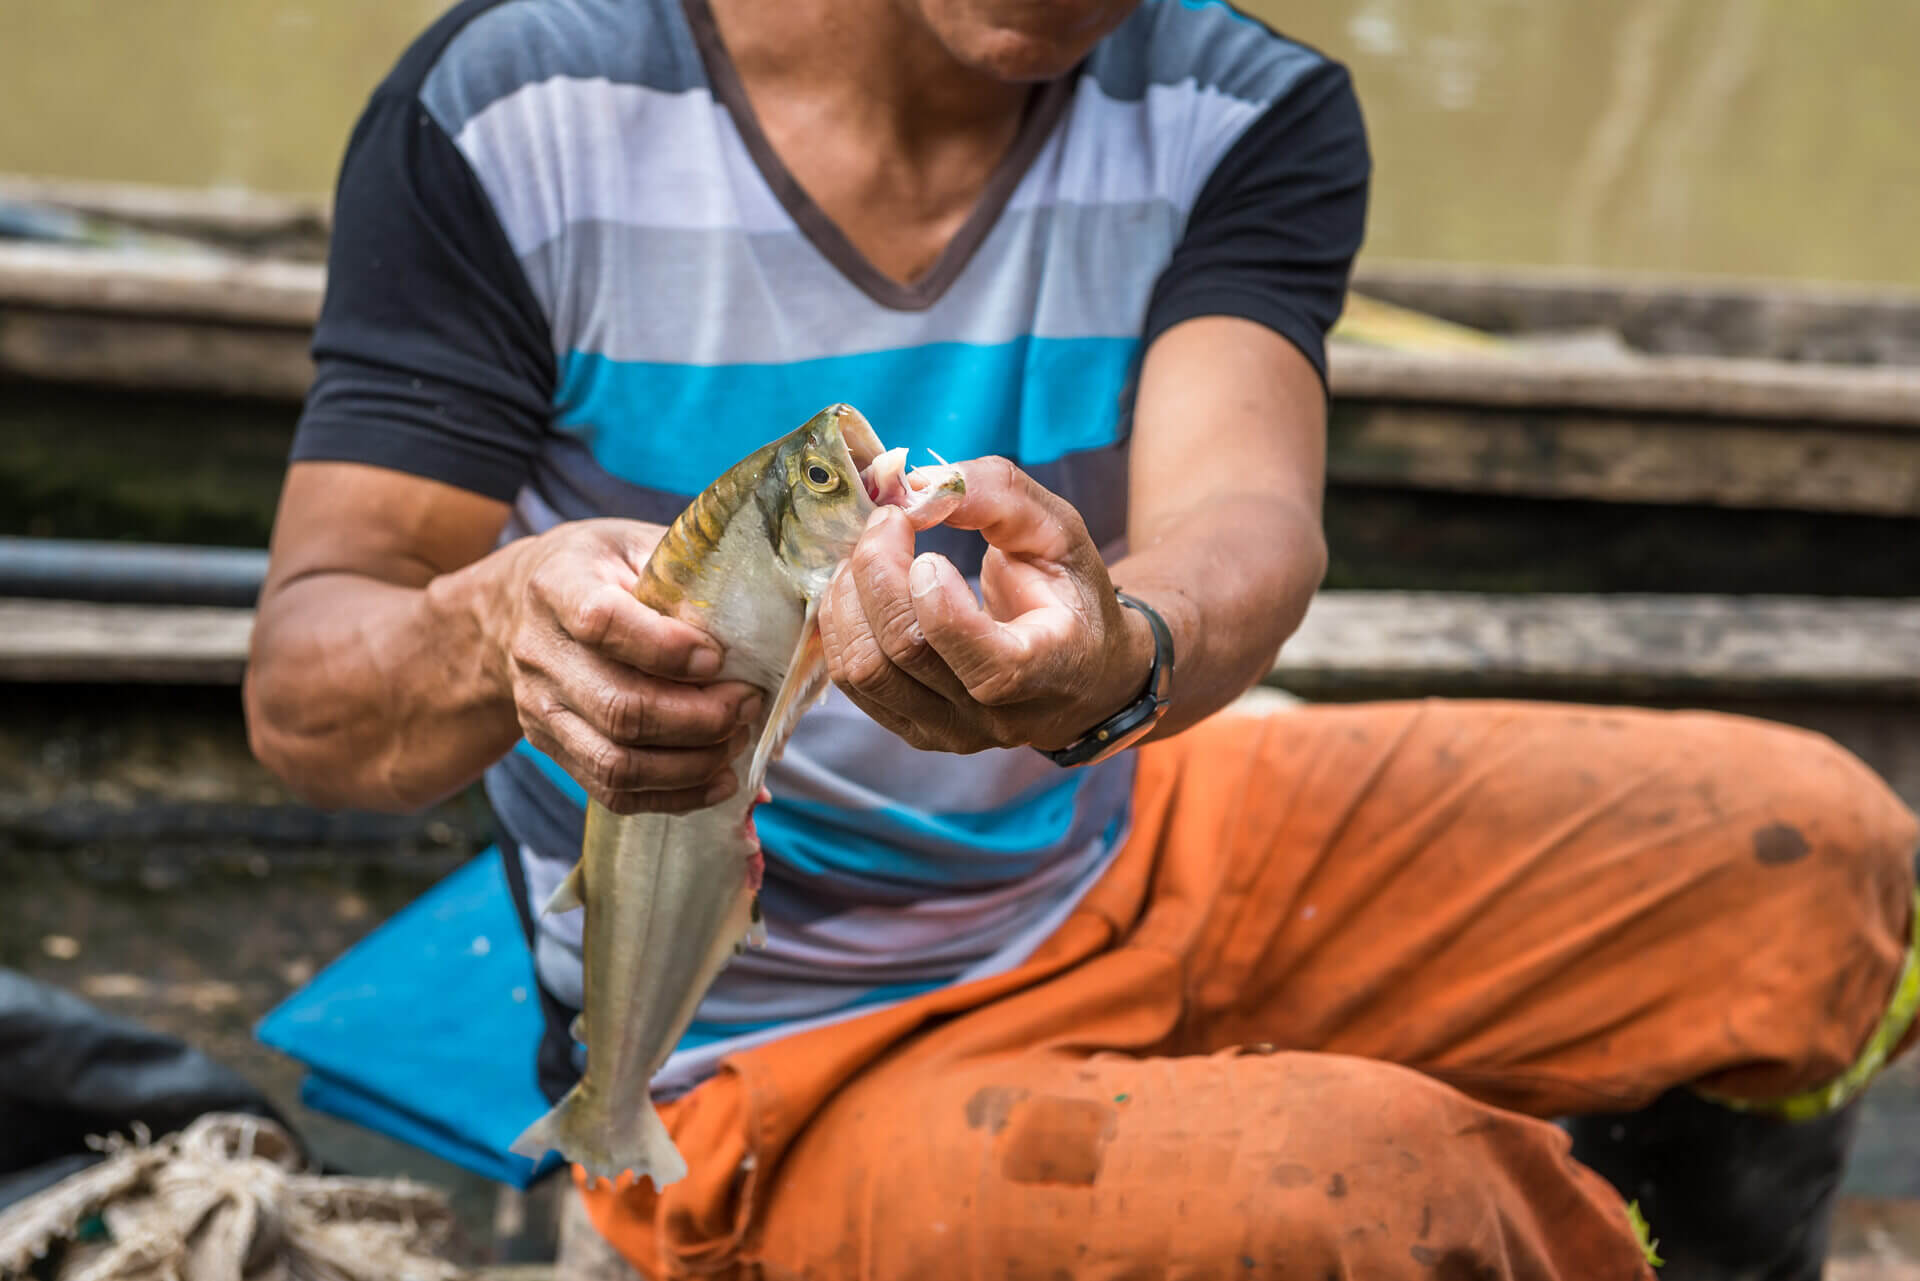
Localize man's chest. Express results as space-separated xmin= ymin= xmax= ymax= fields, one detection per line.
xmin=506 ymin=90 xmax=1181 ymax=521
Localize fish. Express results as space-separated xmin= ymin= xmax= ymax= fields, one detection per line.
xmin=508 ymin=403 xmax=966 ymax=1188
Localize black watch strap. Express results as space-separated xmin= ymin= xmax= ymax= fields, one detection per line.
xmin=1038 ymin=590 xmax=1175 ymax=768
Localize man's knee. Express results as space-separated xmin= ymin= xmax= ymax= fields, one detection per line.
xmin=775 ymin=1050 xmax=1647 ymax=1279
xmin=1723 ymin=718 xmax=1916 ymax=879
xmin=1206 ymin=1053 xmax=1645 ymax=1278
xmin=1681 ymin=716 xmax=1919 ymax=1096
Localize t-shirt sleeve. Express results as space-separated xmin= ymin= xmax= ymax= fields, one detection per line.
xmin=289 ymin=88 xmax=556 ymax=502
xmin=1141 ymin=59 xmax=1371 ymax=388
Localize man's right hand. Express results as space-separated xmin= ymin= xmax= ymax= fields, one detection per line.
xmin=488 ymin=519 xmax=764 ymax=815
xmin=245 ymin=463 xmax=761 ymax=816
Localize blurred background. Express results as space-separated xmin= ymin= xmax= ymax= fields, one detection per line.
xmin=4 ymin=0 xmax=1918 ymax=283
xmin=1 ymin=0 xmax=1917 ymax=1274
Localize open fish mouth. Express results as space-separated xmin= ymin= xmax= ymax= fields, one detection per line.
xmin=822 ymin=403 xmax=966 ymax=516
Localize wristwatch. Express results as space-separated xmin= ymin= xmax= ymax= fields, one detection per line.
xmin=1038 ymin=589 xmax=1174 ymax=768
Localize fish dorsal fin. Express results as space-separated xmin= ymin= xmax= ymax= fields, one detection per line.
xmin=747 ymin=595 xmax=830 ymax=795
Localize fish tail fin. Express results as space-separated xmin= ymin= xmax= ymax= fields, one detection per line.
xmin=510 ymin=1088 xmax=689 ymax=1190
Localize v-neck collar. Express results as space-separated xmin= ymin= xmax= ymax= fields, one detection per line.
xmin=682 ymin=0 xmax=1076 ymax=312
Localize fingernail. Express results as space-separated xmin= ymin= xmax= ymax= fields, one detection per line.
xmin=688 ymin=647 xmax=722 ymax=678
xmin=866 ymin=509 xmax=889 ymax=531
xmin=909 ymin=556 xmax=940 ymax=597
xmin=737 ymin=693 xmax=764 ymax=725
xmin=704 ymin=774 xmax=738 ymax=804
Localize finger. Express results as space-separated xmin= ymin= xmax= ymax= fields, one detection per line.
xmin=548 ymin=647 xmax=761 ymax=748
xmin=540 ymin=707 xmax=747 ymax=798
xmin=524 ymin=728 xmax=731 ymax=816
xmin=849 ymin=508 xmax=972 ymax=703
xmin=600 ymin=782 xmax=734 ymax=817
xmin=836 ymin=684 xmax=952 ymax=754
xmin=910 ymin=551 xmax=1075 ymax=706
xmin=937 ymin=456 xmax=1087 ymax=564
xmin=537 ymin=568 xmax=725 ymax=680
xmin=818 ymin=557 xmax=966 ymax=743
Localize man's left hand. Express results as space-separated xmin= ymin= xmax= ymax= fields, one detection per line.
xmin=816 ymin=457 xmax=1155 ymax=756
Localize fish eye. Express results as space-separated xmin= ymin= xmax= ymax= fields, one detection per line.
xmin=803 ymin=461 xmax=836 ymax=491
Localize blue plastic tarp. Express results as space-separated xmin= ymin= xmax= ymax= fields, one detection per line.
xmin=256 ymin=850 xmax=561 ymax=1187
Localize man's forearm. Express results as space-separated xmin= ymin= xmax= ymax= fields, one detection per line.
xmin=1110 ymin=491 xmax=1327 ymax=741
xmin=244 ymin=546 xmax=527 ymax=813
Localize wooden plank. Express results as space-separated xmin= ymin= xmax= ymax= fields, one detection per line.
xmin=0 ymin=242 xmax=322 ymax=325
xmin=0 ymin=600 xmax=251 ymax=683
xmin=4 ymin=244 xmax=1918 ymax=514
xmin=1329 ymin=402 xmax=1920 ymax=517
xmin=1328 ymin=345 xmax=1920 ymax=427
xmin=0 ymin=308 xmax=313 ymax=400
xmin=1269 ymin=592 xmax=1920 ymax=702
xmin=0 ymin=174 xmax=330 ymax=251
xmin=6 ymin=243 xmax=1919 ymax=421
xmin=1352 ymin=259 xmax=1920 ymax=367
xmin=2 ymin=240 xmax=1914 ymax=405
xmin=6 ymin=594 xmax=1917 ymax=700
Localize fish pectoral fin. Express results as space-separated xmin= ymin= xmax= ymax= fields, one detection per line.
xmin=747 ymin=598 xmax=830 ymax=795
xmin=568 ymin=1012 xmax=587 ymax=1045
xmin=543 ymin=861 xmax=586 ymax=916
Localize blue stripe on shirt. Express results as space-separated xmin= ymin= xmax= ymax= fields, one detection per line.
xmin=675 ymin=977 xmax=947 ymax=1051
xmin=553 ymin=336 xmax=1139 ymax=497
xmin=512 ymin=740 xmax=1095 ymax=890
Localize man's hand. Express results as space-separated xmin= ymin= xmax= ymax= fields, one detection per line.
xmin=816 ymin=458 xmax=1154 ymax=756
xmin=488 ymin=519 xmax=764 ymax=813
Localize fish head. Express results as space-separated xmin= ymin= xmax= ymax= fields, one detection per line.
xmin=763 ymin=404 xmax=884 ymax=599
xmin=758 ymin=403 xmax=971 ymax=603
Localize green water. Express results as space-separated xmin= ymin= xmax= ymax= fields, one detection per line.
xmin=2 ymin=0 xmax=1915 ymax=286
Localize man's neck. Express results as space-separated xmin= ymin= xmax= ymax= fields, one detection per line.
xmin=706 ymin=0 xmax=1033 ymax=155
xmin=703 ymin=0 xmax=1045 ymax=285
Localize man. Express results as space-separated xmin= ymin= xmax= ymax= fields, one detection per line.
xmin=244 ymin=0 xmax=1920 ymax=1275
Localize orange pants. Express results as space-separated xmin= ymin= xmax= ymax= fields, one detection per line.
xmin=579 ymin=700 xmax=1919 ymax=1280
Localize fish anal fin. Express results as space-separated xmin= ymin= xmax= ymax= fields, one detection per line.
xmin=747 ymin=599 xmax=829 ymax=794
xmin=510 ymin=1085 xmax=687 ymax=1189
xmin=543 ymin=861 xmax=586 ymax=916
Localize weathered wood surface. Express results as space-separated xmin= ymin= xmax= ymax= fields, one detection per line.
xmin=0 ymin=174 xmax=330 ymax=258
xmin=1330 ymin=345 xmax=1920 ymax=426
xmin=0 ymin=307 xmax=314 ymax=400
xmin=0 ymin=599 xmax=251 ymax=683
xmin=1330 ymin=403 xmax=1920 ymax=516
xmin=6 ymin=243 xmax=1920 ymax=418
xmin=0 ymin=242 xmax=321 ymax=325
xmin=1268 ymin=592 xmax=1920 ymax=701
xmin=1353 ymin=259 xmax=1920 ymax=367
xmin=5 ymin=243 xmax=1920 ymax=514
xmin=0 ymin=244 xmax=317 ymax=398
xmin=7 ymin=593 xmax=1917 ymax=702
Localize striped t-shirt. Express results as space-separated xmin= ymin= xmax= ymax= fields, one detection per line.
xmin=291 ymin=0 xmax=1369 ymax=1101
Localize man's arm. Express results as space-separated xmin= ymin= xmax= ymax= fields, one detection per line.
xmin=246 ymin=464 xmax=761 ymax=815
xmin=1105 ymin=312 xmax=1329 ymax=739
xmin=245 ymin=464 xmax=760 ymax=815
